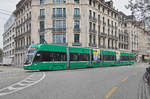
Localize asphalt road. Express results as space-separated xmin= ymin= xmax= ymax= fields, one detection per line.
xmin=0 ymin=63 xmax=149 ymax=99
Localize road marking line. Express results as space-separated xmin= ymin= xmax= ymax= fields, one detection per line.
xmin=0 ymin=72 xmax=46 ymax=96
xmin=122 ymin=77 xmax=128 ymax=82
xmin=105 ymin=87 xmax=118 ymax=99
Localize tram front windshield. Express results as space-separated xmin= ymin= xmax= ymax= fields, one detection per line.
xmin=24 ymin=48 xmax=37 ymax=65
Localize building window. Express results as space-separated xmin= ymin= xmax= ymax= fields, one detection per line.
xmin=93 ymin=23 xmax=96 ymax=31
xmin=98 ymin=25 xmax=100 ymax=33
xmin=53 ymin=8 xmax=66 ymax=17
xmin=111 ymin=12 xmax=113 ymax=17
xmin=111 ymin=21 xmax=113 ymax=27
xmin=74 ymin=34 xmax=80 ymax=43
xmin=103 ymin=7 xmax=105 ymax=13
xmin=89 ymin=34 xmax=92 ymax=44
xmin=93 ymin=35 xmax=96 ymax=44
xmin=98 ymin=37 xmax=101 ymax=47
xmin=107 ymin=10 xmax=109 ymax=15
xmin=74 ymin=0 xmax=79 ymax=4
xmin=53 ymin=34 xmax=66 ymax=44
xmin=93 ymin=1 xmax=96 ymax=7
xmin=40 ymin=9 xmax=45 ymax=16
xmin=40 ymin=21 xmax=45 ymax=32
xmin=74 ymin=20 xmax=80 ymax=29
xmin=40 ymin=35 xmax=45 ymax=44
xmin=103 ymin=26 xmax=105 ymax=33
xmin=103 ymin=38 xmax=105 ymax=47
xmin=53 ymin=0 xmax=64 ymax=3
xmin=89 ymin=10 xmax=92 ymax=18
xmin=93 ymin=12 xmax=96 ymax=18
xmin=98 ymin=15 xmax=100 ymax=25
xmin=103 ymin=17 xmax=105 ymax=24
xmin=98 ymin=5 xmax=100 ymax=10
xmin=53 ymin=20 xmax=66 ymax=29
xmin=89 ymin=0 xmax=92 ymax=5
xmin=108 ymin=19 xmax=110 ymax=26
xmin=40 ymin=0 xmax=45 ymax=4
xmin=74 ymin=8 xmax=80 ymax=16
xmin=89 ymin=22 xmax=92 ymax=31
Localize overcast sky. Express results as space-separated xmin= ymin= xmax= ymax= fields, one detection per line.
xmin=0 ymin=0 xmax=131 ymax=49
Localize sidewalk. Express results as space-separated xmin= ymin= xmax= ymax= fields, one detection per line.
xmin=0 ymin=66 xmax=24 ymax=72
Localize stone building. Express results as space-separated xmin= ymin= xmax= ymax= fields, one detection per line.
xmin=13 ymin=0 xmax=120 ymax=66
xmin=2 ymin=15 xmax=15 ymax=65
xmin=4 ymin=0 xmax=149 ymax=66
xmin=118 ymin=12 xmax=129 ymax=52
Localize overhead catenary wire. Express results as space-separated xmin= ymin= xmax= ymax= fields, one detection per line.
xmin=0 ymin=11 xmax=11 ymax=16
xmin=0 ymin=9 xmax=12 ymax=13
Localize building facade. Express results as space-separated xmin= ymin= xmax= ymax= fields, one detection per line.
xmin=13 ymin=0 xmax=120 ymax=66
xmin=118 ymin=12 xmax=139 ymax=60
xmin=5 ymin=0 xmax=148 ymax=66
xmin=118 ymin=12 xmax=129 ymax=52
xmin=14 ymin=0 xmax=32 ymax=66
xmin=3 ymin=15 xmax=15 ymax=65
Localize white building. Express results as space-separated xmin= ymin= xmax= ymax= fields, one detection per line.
xmin=3 ymin=15 xmax=15 ymax=65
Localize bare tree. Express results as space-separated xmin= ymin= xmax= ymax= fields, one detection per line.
xmin=126 ymin=0 xmax=150 ymax=30
xmin=126 ymin=0 xmax=149 ymax=20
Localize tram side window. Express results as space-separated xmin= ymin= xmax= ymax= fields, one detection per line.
xmin=33 ymin=53 xmax=41 ymax=62
xmin=70 ymin=53 xmax=90 ymax=61
xmin=70 ymin=53 xmax=79 ymax=61
xmin=53 ymin=52 xmax=67 ymax=61
xmin=33 ymin=51 xmax=67 ymax=62
xmin=103 ymin=55 xmax=115 ymax=61
xmin=121 ymin=56 xmax=129 ymax=61
xmin=130 ymin=56 xmax=135 ymax=61
xmin=80 ymin=54 xmax=90 ymax=61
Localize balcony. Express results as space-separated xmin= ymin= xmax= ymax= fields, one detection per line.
xmin=72 ymin=42 xmax=82 ymax=46
xmin=103 ymin=22 xmax=106 ymax=26
xmin=52 ymin=28 xmax=66 ymax=33
xmin=89 ymin=16 xmax=97 ymax=22
xmin=89 ymin=29 xmax=97 ymax=34
xmin=113 ymin=35 xmax=119 ymax=40
xmin=74 ymin=28 xmax=80 ymax=33
xmin=100 ymin=32 xmax=107 ymax=37
xmin=38 ymin=15 xmax=45 ymax=20
xmin=74 ymin=15 xmax=80 ymax=20
xmin=52 ymin=14 xmax=66 ymax=19
xmin=101 ymin=45 xmax=106 ymax=48
xmin=108 ymin=34 xmax=113 ymax=39
xmin=14 ymin=30 xmax=31 ymax=40
xmin=15 ymin=45 xmax=30 ymax=51
xmin=16 ymin=18 xmax=31 ymax=29
xmin=89 ymin=43 xmax=97 ymax=47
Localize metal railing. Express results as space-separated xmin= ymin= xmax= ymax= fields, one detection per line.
xmin=74 ymin=15 xmax=80 ymax=19
xmin=74 ymin=28 xmax=80 ymax=32
xmin=52 ymin=14 xmax=66 ymax=18
xmin=89 ymin=16 xmax=97 ymax=22
xmin=52 ymin=28 xmax=66 ymax=32
xmin=38 ymin=15 xmax=45 ymax=19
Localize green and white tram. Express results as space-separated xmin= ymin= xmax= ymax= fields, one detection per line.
xmin=24 ymin=44 xmax=135 ymax=70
